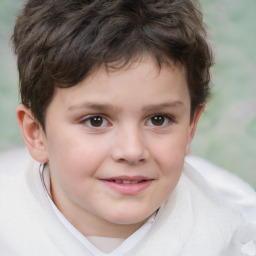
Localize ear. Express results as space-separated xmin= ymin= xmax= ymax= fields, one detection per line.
xmin=17 ymin=104 xmax=48 ymax=163
xmin=185 ymin=105 xmax=205 ymax=155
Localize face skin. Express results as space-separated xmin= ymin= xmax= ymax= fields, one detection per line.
xmin=17 ymin=57 xmax=203 ymax=239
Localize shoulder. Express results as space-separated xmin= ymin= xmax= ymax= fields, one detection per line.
xmin=185 ymin=156 xmax=256 ymax=225
xmin=0 ymin=147 xmax=42 ymax=211
xmin=180 ymin=162 xmax=256 ymax=255
xmin=181 ymin=162 xmax=243 ymax=218
xmin=0 ymin=146 xmax=33 ymax=176
xmin=0 ymin=147 xmax=36 ymax=198
xmin=0 ymin=147 xmax=43 ymax=223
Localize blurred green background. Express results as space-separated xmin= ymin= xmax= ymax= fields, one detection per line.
xmin=0 ymin=0 xmax=255 ymax=187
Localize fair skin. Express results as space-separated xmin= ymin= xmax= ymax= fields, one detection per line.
xmin=17 ymin=57 xmax=203 ymax=239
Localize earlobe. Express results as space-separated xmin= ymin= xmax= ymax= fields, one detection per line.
xmin=185 ymin=105 xmax=205 ymax=155
xmin=17 ymin=104 xmax=48 ymax=163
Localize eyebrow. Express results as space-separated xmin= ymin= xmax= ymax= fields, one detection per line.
xmin=68 ymin=103 xmax=117 ymax=112
xmin=68 ymin=101 xmax=185 ymax=112
xmin=142 ymin=102 xmax=185 ymax=112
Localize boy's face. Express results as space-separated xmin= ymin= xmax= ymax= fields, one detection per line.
xmin=20 ymin=57 xmax=202 ymax=236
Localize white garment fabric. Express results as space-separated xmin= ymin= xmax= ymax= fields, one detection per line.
xmin=186 ymin=156 xmax=256 ymax=225
xmin=0 ymin=147 xmax=256 ymax=256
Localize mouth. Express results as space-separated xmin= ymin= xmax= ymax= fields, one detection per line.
xmin=106 ymin=177 xmax=151 ymax=184
xmin=114 ymin=180 xmax=144 ymax=184
xmin=101 ymin=176 xmax=154 ymax=195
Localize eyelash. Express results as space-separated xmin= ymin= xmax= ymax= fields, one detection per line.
xmin=80 ymin=114 xmax=175 ymax=128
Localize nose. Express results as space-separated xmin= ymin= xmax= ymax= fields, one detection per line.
xmin=111 ymin=126 xmax=149 ymax=164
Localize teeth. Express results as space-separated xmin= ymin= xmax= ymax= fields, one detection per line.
xmin=114 ymin=180 xmax=141 ymax=184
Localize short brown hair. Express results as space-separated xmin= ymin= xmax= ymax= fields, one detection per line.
xmin=12 ymin=0 xmax=213 ymax=129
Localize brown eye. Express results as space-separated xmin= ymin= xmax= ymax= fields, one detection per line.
xmin=90 ymin=116 xmax=103 ymax=127
xmin=151 ymin=115 xmax=165 ymax=126
xmin=147 ymin=114 xmax=171 ymax=127
xmin=83 ymin=115 xmax=108 ymax=128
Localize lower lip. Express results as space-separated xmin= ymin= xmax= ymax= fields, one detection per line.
xmin=102 ymin=180 xmax=153 ymax=195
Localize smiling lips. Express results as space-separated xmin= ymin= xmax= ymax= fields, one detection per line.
xmin=101 ymin=176 xmax=154 ymax=195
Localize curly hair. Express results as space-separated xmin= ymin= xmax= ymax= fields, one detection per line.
xmin=12 ymin=0 xmax=213 ymax=129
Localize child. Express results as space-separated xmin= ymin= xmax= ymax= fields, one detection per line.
xmin=1 ymin=0 xmax=255 ymax=255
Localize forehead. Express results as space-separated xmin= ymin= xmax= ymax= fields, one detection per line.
xmin=47 ymin=57 xmax=190 ymax=116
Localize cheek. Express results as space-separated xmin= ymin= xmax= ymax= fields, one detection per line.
xmin=47 ymin=139 xmax=106 ymax=201
xmin=46 ymin=132 xmax=108 ymax=180
xmin=151 ymin=133 xmax=188 ymax=169
xmin=149 ymin=132 xmax=188 ymax=197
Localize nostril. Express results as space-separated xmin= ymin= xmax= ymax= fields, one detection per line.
xmin=110 ymin=130 xmax=149 ymax=163
xmin=116 ymin=157 xmax=145 ymax=165
xmin=112 ymin=151 xmax=148 ymax=165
